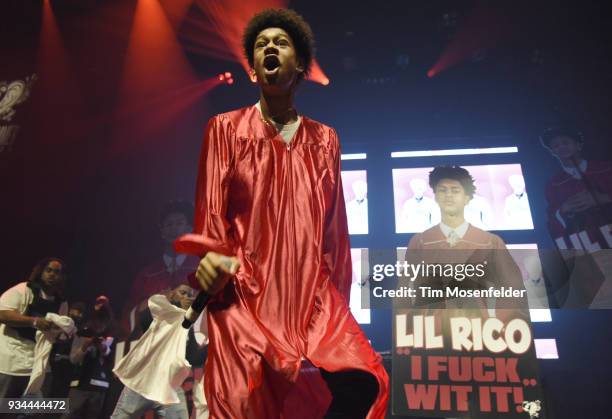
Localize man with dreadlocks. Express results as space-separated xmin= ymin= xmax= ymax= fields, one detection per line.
xmin=0 ymin=258 xmax=68 ymax=397
xmin=183 ymin=8 xmax=388 ymax=419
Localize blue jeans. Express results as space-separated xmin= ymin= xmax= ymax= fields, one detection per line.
xmin=110 ymin=385 xmax=188 ymax=419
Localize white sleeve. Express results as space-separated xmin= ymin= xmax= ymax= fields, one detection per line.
xmin=0 ymin=283 xmax=28 ymax=312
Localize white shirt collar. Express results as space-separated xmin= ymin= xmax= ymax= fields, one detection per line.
xmin=561 ymin=160 xmax=587 ymax=179
xmin=439 ymin=221 xmax=470 ymax=239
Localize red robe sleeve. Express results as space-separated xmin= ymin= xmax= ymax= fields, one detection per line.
xmin=190 ymin=116 xmax=236 ymax=289
xmin=322 ymin=129 xmax=352 ymax=303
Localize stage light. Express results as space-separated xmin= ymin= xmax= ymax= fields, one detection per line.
xmin=428 ymin=5 xmax=509 ymax=77
xmin=427 ymin=69 xmax=435 ymax=78
xmin=391 ymin=146 xmax=518 ymax=158
xmin=529 ymin=309 xmax=552 ymax=323
xmin=37 ymin=0 xmax=83 ymax=145
xmin=341 ymin=153 xmax=367 ymax=161
xmin=112 ymin=0 xmax=202 ymax=154
xmin=218 ymin=73 xmax=233 ymax=85
xmin=307 ymin=60 xmax=330 ymax=86
xmin=534 ymin=339 xmax=559 ymax=359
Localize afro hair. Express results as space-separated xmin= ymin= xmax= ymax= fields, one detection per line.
xmin=429 ymin=166 xmax=477 ymax=198
xmin=159 ymin=200 xmax=194 ymax=226
xmin=242 ymin=8 xmax=315 ymax=80
xmin=540 ymin=125 xmax=584 ymax=149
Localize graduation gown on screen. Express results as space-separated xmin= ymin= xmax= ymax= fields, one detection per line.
xmin=402 ymin=223 xmax=528 ymax=316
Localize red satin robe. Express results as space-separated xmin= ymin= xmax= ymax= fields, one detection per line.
xmin=191 ymin=105 xmax=389 ymax=418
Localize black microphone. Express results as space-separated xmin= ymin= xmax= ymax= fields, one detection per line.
xmin=182 ymin=290 xmax=210 ymax=329
xmin=174 ymin=234 xmax=239 ymax=329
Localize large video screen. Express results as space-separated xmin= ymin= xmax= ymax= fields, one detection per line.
xmin=392 ymin=164 xmax=534 ymax=233
xmin=342 ymin=170 xmax=368 ymax=235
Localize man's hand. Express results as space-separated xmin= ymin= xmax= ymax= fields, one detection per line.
xmin=34 ymin=317 xmax=59 ymax=332
xmin=561 ymin=191 xmax=598 ymax=214
xmin=196 ymin=251 xmax=240 ymax=295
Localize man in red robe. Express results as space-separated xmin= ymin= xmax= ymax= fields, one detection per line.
xmin=185 ymin=8 xmax=389 ymax=419
xmin=122 ymin=200 xmax=199 ymax=339
xmin=540 ymin=126 xmax=612 ymax=251
xmin=540 ymin=126 xmax=612 ymax=308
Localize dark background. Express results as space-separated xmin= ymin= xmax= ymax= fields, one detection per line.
xmin=1 ymin=1 xmax=611 ymax=417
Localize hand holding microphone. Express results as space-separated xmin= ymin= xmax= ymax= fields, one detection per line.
xmin=174 ymin=234 xmax=240 ymax=328
xmin=195 ymin=252 xmax=240 ymax=295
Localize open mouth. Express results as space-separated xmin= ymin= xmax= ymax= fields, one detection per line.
xmin=263 ymin=55 xmax=281 ymax=72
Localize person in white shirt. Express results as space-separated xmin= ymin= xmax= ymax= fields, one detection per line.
xmin=345 ymin=179 xmax=369 ymax=234
xmin=399 ymin=178 xmax=440 ymax=233
xmin=464 ymin=193 xmax=494 ymax=230
xmin=504 ymin=174 xmax=534 ymax=229
xmin=0 ymin=257 xmax=68 ymax=397
xmin=111 ymin=284 xmax=204 ymax=419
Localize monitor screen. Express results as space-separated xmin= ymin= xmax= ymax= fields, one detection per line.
xmin=393 ymin=164 xmax=534 ymax=233
xmin=342 ymin=170 xmax=369 ymax=235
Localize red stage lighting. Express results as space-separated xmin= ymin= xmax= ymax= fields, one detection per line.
xmin=427 ymin=5 xmax=512 ymax=77
xmin=218 ymin=74 xmax=225 ymax=81
xmin=159 ymin=0 xmax=194 ymax=30
xmin=113 ymin=0 xmax=200 ymax=154
xmin=306 ymin=60 xmax=330 ymax=86
xmin=227 ymin=78 xmax=234 ymax=85
xmin=224 ymin=72 xmax=232 ymax=79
